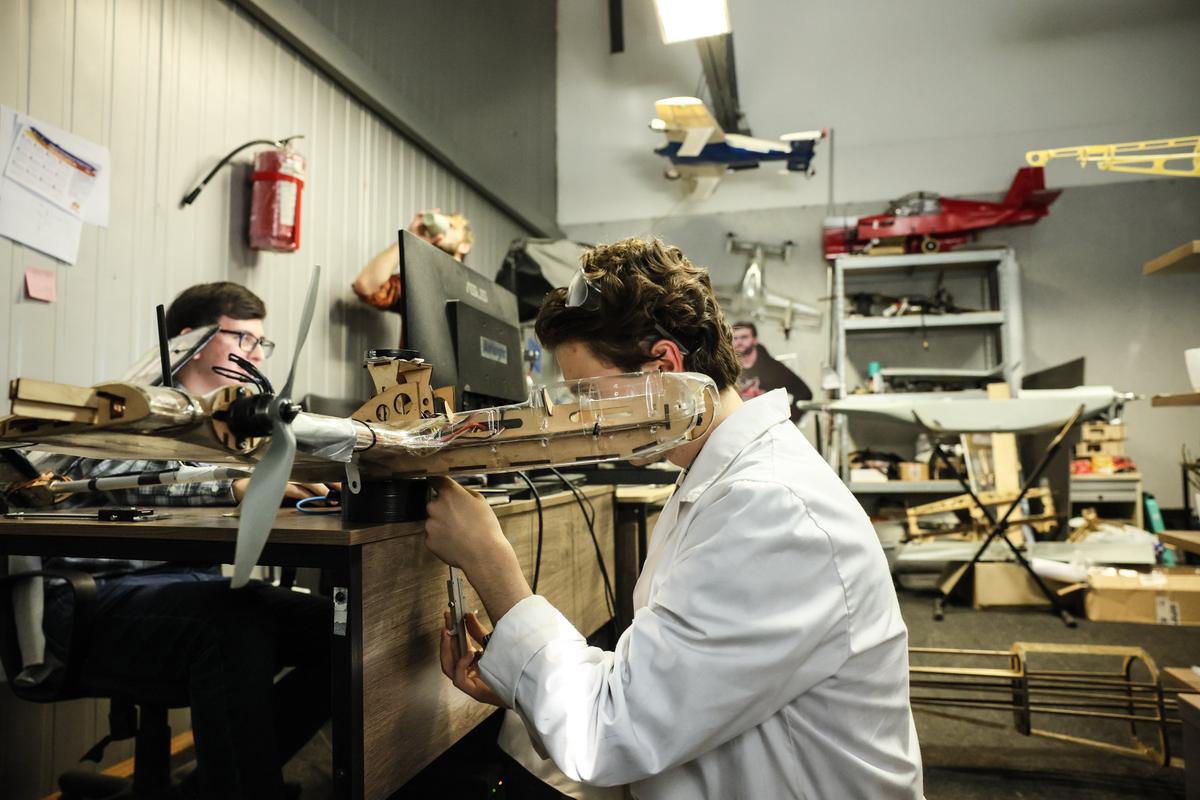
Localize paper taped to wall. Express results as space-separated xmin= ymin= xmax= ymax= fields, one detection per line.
xmin=4 ymin=124 xmax=100 ymax=217
xmin=0 ymin=106 xmax=111 ymax=264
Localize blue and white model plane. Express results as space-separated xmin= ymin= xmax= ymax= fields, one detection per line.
xmin=650 ymin=96 xmax=825 ymax=200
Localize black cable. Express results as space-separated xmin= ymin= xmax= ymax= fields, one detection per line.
xmin=515 ymin=471 xmax=544 ymax=593
xmin=551 ymin=468 xmax=616 ymax=618
xmin=179 ymin=135 xmax=302 ymax=207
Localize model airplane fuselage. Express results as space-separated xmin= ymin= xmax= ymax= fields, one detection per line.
xmin=1 ymin=356 xmax=717 ymax=481
xmin=651 ymin=97 xmax=825 ymax=201
xmin=823 ymin=167 xmax=1060 ymax=258
xmin=1 ymin=353 xmax=719 ymax=585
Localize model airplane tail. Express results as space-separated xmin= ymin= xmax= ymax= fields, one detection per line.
xmin=1003 ymin=166 xmax=1060 ymax=210
xmin=780 ymin=129 xmax=825 ymax=173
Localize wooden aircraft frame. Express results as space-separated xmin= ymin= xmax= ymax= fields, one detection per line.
xmin=909 ymin=642 xmax=1182 ymax=768
xmin=1 ymin=354 xmax=718 ymax=483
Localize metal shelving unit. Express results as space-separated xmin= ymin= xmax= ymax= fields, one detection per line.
xmin=829 ymin=248 xmax=1024 ymax=484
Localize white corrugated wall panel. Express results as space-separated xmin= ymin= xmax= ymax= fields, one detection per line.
xmin=0 ymin=0 xmax=528 ymax=407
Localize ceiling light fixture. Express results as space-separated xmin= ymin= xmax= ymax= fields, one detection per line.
xmin=653 ymin=0 xmax=731 ymax=44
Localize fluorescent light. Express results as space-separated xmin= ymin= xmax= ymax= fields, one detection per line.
xmin=653 ymin=0 xmax=731 ymax=44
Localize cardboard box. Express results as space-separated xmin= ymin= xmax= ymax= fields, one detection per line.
xmin=973 ymin=562 xmax=1053 ymax=608
xmin=1085 ymin=568 xmax=1200 ymax=626
xmin=898 ymin=461 xmax=929 ymax=481
xmin=1081 ymin=421 xmax=1126 ymax=443
xmin=942 ymin=561 xmax=1076 ymax=609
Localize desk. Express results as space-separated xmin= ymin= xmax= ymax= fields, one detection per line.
xmin=0 ymin=486 xmax=614 ymax=800
xmin=1161 ymin=530 xmax=1200 ymax=559
xmin=1070 ymin=473 xmax=1143 ymax=529
xmin=613 ymin=485 xmax=674 ymax=633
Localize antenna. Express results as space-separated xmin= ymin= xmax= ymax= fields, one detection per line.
xmin=156 ymin=304 xmax=173 ymax=388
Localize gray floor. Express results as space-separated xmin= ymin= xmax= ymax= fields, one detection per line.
xmin=284 ymin=590 xmax=1200 ymax=799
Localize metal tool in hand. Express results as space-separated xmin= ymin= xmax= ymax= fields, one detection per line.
xmin=446 ymin=566 xmax=469 ymax=656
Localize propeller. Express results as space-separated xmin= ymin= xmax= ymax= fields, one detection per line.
xmin=229 ymin=266 xmax=321 ymax=588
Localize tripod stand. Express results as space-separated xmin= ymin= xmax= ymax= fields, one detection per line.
xmin=921 ymin=405 xmax=1085 ymax=628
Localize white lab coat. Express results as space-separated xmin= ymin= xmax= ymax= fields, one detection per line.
xmin=480 ymin=390 xmax=923 ymax=799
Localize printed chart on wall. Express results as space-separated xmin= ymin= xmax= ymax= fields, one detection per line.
xmin=0 ymin=106 xmax=111 ymax=264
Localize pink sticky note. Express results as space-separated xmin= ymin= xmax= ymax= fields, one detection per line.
xmin=24 ymin=267 xmax=57 ymax=303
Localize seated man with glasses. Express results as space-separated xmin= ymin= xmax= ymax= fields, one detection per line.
xmin=40 ymin=282 xmax=333 ymax=799
xmin=425 ymin=238 xmax=922 ymax=799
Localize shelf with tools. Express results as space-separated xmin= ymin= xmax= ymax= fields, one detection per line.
xmin=1151 ymin=392 xmax=1200 ymax=407
xmin=846 ymin=480 xmax=964 ymax=495
xmin=827 ymin=248 xmax=1023 ymax=488
xmin=844 ymin=311 xmax=1005 ymax=331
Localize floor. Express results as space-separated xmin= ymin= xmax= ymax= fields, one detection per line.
xmin=282 ymin=589 xmax=1199 ymax=799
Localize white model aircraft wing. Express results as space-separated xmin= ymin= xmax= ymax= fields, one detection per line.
xmin=804 ymin=387 xmax=1131 ymax=433
xmin=725 ymin=132 xmax=789 ymax=155
xmin=654 ymin=96 xmax=726 ymax=145
xmin=764 ymin=290 xmax=820 ymax=320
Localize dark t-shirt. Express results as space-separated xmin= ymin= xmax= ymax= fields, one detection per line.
xmin=737 ymin=346 xmax=813 ymax=423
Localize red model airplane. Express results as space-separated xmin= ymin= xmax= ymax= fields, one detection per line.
xmin=823 ymin=166 xmax=1060 ymax=258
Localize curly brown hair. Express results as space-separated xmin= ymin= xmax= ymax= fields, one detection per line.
xmin=534 ymin=237 xmax=740 ymax=391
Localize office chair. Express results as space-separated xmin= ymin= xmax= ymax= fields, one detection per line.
xmin=0 ymin=566 xmax=189 ymax=799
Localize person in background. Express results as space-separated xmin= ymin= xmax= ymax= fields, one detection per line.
xmin=731 ymin=321 xmax=813 ymax=424
xmin=424 ymin=238 xmax=922 ymax=799
xmin=351 ymin=209 xmax=473 ymax=312
xmin=41 ymin=282 xmax=332 ymax=800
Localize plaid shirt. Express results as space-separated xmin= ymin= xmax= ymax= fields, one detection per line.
xmin=45 ymin=458 xmax=237 ymax=575
xmin=67 ymin=458 xmax=238 ymax=507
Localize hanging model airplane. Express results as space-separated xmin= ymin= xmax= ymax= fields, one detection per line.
xmin=0 ymin=269 xmax=719 ymax=588
xmin=1027 ymin=135 xmax=1200 ymax=179
xmin=717 ymin=235 xmax=819 ymax=339
xmin=650 ymin=97 xmax=826 ymax=201
xmin=823 ymin=166 xmax=1060 ymax=259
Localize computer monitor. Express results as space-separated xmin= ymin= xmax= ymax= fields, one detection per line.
xmin=1021 ymin=358 xmax=1086 ymax=531
xmin=398 ymin=230 xmax=526 ymax=411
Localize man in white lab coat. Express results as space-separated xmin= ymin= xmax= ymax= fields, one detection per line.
xmin=425 ymin=237 xmax=923 ymax=799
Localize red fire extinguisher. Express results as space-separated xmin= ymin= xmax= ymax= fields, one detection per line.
xmin=249 ymin=146 xmax=305 ymax=251
xmin=180 ymin=135 xmax=305 ymax=253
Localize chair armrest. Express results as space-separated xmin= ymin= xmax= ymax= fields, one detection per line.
xmin=1 ymin=568 xmax=97 ymax=696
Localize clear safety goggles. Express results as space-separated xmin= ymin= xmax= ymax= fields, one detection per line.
xmin=565 ymin=269 xmax=691 ymax=357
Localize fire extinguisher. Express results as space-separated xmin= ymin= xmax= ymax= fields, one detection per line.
xmin=180 ymin=135 xmax=306 ymax=252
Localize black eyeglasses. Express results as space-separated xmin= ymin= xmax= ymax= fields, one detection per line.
xmin=219 ymin=328 xmax=276 ymax=358
xmin=565 ymin=270 xmax=691 ymax=357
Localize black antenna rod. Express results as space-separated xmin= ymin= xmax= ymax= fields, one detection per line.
xmin=156 ymin=304 xmax=173 ymax=388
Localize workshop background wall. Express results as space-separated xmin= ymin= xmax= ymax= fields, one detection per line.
xmin=0 ymin=0 xmax=543 ymax=793
xmin=557 ymin=0 xmax=1200 ymax=226
xmin=0 ymin=0 xmax=535 ymax=414
xmin=290 ymin=0 xmax=557 ymax=232
xmin=564 ymin=177 xmax=1200 ymax=508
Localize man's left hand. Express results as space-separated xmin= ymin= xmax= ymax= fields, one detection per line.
xmin=440 ymin=610 xmax=506 ymax=707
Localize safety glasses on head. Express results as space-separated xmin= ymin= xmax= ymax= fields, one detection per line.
xmin=566 ymin=269 xmax=603 ymax=312
xmin=564 ymin=269 xmax=691 ymax=357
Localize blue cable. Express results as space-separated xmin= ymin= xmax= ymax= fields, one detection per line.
xmin=295 ymin=495 xmax=340 ymax=514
